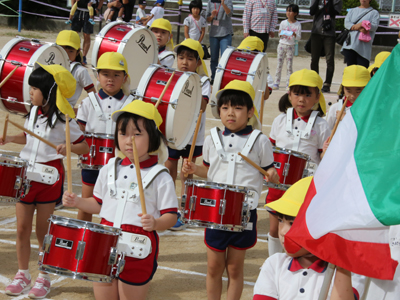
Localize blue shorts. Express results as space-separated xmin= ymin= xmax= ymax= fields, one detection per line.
xmin=81 ymin=169 xmax=100 ymax=186
xmin=204 ymin=209 xmax=257 ymax=252
xmin=168 ymin=145 xmax=202 ymax=160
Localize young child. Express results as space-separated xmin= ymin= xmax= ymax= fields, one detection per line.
xmin=147 ymin=0 xmax=165 ymax=27
xmin=267 ymin=69 xmax=331 ymax=257
xmin=182 ymin=80 xmax=279 ymax=299
xmin=272 ymin=4 xmax=301 ymax=90
xmin=63 ymin=101 xmax=178 ymax=300
xmin=184 ymin=0 xmax=207 ymax=43
xmin=326 ymin=65 xmax=370 ymax=130
xmin=254 ymin=177 xmax=365 ymax=300
xmin=76 ymin=52 xmax=134 ymax=222
xmin=105 ymin=0 xmax=122 ymax=23
xmin=166 ymin=38 xmax=210 ymax=230
xmin=66 ymin=0 xmax=96 ymax=25
xmin=368 ymin=51 xmax=391 ymax=77
xmin=136 ymin=0 xmax=149 ymax=25
xmin=1 ymin=64 xmax=89 ymax=298
xmin=56 ymin=30 xmax=96 ymax=109
xmin=150 ymin=18 xmax=175 ymax=68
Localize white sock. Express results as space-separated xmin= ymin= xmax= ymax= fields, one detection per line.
xmin=38 ymin=273 xmax=51 ymax=282
xmin=18 ymin=269 xmax=31 ymax=280
xmin=268 ymin=233 xmax=283 ymax=256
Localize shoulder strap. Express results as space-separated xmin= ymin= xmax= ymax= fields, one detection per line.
xmin=159 ymin=51 xmax=175 ymax=61
xmin=88 ymin=92 xmax=106 ymax=121
xmin=201 ymin=76 xmax=210 ymax=87
xmin=240 ymin=129 xmax=262 ymax=158
xmin=70 ymin=61 xmax=82 ymax=73
xmin=122 ymin=94 xmax=134 ymax=108
xmin=354 ymin=8 xmax=374 ymax=24
xmin=210 ymin=127 xmax=226 ymax=159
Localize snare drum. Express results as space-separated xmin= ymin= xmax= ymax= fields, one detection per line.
xmin=92 ymin=22 xmax=158 ymax=91
xmin=79 ymin=133 xmax=115 ymax=170
xmin=181 ymin=179 xmax=250 ymax=232
xmin=135 ymin=65 xmax=202 ymax=150
xmin=210 ymin=47 xmax=269 ymax=117
xmin=0 ymin=154 xmax=30 ymax=205
xmin=39 ymin=215 xmax=124 ymax=283
xmin=0 ymin=37 xmax=69 ymax=114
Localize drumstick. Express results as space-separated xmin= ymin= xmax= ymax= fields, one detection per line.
xmin=131 ymin=136 xmax=147 ymax=215
xmin=318 ymin=263 xmax=336 ymax=300
xmin=2 ymin=113 xmax=9 ymax=142
xmin=184 ymin=110 xmax=203 ymax=178
xmin=0 ymin=65 xmax=19 ymax=89
xmin=65 ymin=115 xmax=72 ymax=193
xmin=154 ymin=71 xmax=175 ymax=109
xmin=259 ymin=91 xmax=265 ymax=127
xmin=238 ymin=152 xmax=275 ymax=182
xmin=8 ymin=119 xmax=57 ymax=150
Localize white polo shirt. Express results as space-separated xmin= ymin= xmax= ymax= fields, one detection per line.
xmin=93 ymin=156 xmax=178 ymax=227
xmin=253 ymin=253 xmax=365 ymax=300
xmin=326 ymin=98 xmax=353 ymax=130
xmin=147 ymin=6 xmax=164 ymax=27
xmin=68 ymin=62 xmax=95 ymax=108
xmin=270 ymin=111 xmax=331 ymax=164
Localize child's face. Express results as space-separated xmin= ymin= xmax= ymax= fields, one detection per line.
xmin=97 ymin=69 xmax=127 ymax=96
xmin=219 ymin=103 xmax=254 ymax=133
xmin=139 ymin=4 xmax=146 ymax=9
xmin=286 ymin=9 xmax=297 ymax=20
xmin=118 ymin=118 xmax=150 ymax=163
xmin=61 ymin=46 xmax=79 ymax=62
xmin=191 ymin=7 xmax=200 ymax=16
xmin=29 ymin=86 xmax=44 ymax=107
xmin=278 ymin=216 xmax=294 ymax=253
xmin=177 ymin=51 xmax=201 ymax=73
xmin=344 ymin=86 xmax=364 ymax=103
xmin=289 ymin=88 xmax=320 ymax=117
xmin=151 ymin=28 xmax=170 ymax=47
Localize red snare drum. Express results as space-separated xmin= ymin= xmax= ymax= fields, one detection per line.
xmin=0 ymin=154 xmax=30 ymax=205
xmin=210 ymin=47 xmax=269 ymax=117
xmin=0 ymin=37 xmax=69 ymax=114
xmin=135 ymin=65 xmax=202 ymax=150
xmin=79 ymin=133 xmax=115 ymax=170
xmin=39 ymin=215 xmax=124 ymax=283
xmin=181 ymin=180 xmax=250 ymax=232
xmin=92 ymin=22 xmax=158 ymax=91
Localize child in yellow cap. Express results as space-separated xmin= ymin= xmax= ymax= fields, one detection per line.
xmin=63 ymin=101 xmax=178 ymax=300
xmin=150 ymin=18 xmax=175 ymax=68
xmin=76 ymin=52 xmax=135 ymax=223
xmin=368 ymin=51 xmax=391 ymax=77
xmin=65 ymin=0 xmax=96 ymax=26
xmin=182 ymin=80 xmax=279 ymax=299
xmin=2 ymin=64 xmax=89 ymax=298
xmin=266 ymin=69 xmax=331 ymax=257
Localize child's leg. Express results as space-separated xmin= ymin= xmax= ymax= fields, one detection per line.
xmin=165 ymin=159 xmax=178 ymax=183
xmin=225 ymin=247 xmax=246 ymax=300
xmin=118 ymin=280 xmax=150 ymax=300
xmin=286 ymin=45 xmax=295 ymax=87
xmin=118 ymin=7 xmax=125 ymax=18
xmin=78 ymin=183 xmax=94 ymax=222
xmin=35 ymin=202 xmax=56 ymax=250
xmin=93 ymin=280 xmax=119 ymax=300
xmin=206 ymin=248 xmax=226 ymax=300
xmin=108 ymin=10 xmax=115 ymax=20
xmin=15 ymin=203 xmax=36 ymax=269
xmin=274 ymin=44 xmax=286 ymax=86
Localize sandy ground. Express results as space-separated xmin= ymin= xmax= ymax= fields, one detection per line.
xmin=0 ymin=24 xmax=347 ymax=300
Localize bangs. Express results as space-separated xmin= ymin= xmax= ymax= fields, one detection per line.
xmin=290 ymin=85 xmax=319 ymax=95
xmin=217 ymin=90 xmax=253 ymax=110
xmin=177 ymin=46 xmax=199 ymax=60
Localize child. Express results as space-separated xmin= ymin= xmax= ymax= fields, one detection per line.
xmin=1 ymin=64 xmax=89 ymax=298
xmin=184 ymin=0 xmax=207 ymax=43
xmin=166 ymin=38 xmax=210 ymax=230
xmin=254 ymin=177 xmax=365 ymax=300
xmin=182 ymin=80 xmax=279 ymax=299
xmin=326 ymin=65 xmax=370 ymax=130
xmin=56 ymin=30 xmax=96 ymax=109
xmin=136 ymin=0 xmax=149 ymax=25
xmin=266 ymin=69 xmax=331 ymax=257
xmin=272 ymin=4 xmax=301 ymax=90
xmin=63 ymin=101 xmax=178 ymax=300
xmin=150 ymin=18 xmax=175 ymax=68
xmin=368 ymin=51 xmax=391 ymax=77
xmin=66 ymin=0 xmax=96 ymax=25
xmin=147 ymin=0 xmax=165 ymax=27
xmin=105 ymin=0 xmax=122 ymax=23
xmin=76 ymin=52 xmax=134 ymax=222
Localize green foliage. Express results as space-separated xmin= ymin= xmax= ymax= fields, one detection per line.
xmin=336 ymin=0 xmax=380 ymax=30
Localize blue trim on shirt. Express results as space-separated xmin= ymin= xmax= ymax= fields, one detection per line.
xmin=223 ymin=125 xmax=253 ymax=136
xmin=98 ymin=89 xmax=125 ymax=100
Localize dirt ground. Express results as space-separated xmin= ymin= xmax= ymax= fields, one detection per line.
xmin=0 ymin=25 xmax=347 ymax=300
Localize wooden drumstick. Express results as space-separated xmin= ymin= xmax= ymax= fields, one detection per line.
xmin=238 ymin=152 xmax=273 ymax=181
xmin=259 ymin=91 xmax=265 ymax=127
xmin=2 ymin=114 xmax=9 ymax=142
xmin=0 ymin=65 xmax=19 ymax=89
xmin=131 ymin=136 xmax=147 ymax=215
xmin=318 ymin=263 xmax=336 ymax=300
xmin=8 ymin=119 xmax=57 ymax=150
xmin=154 ymin=71 xmax=175 ymax=109
xmin=65 ymin=115 xmax=72 ymax=193
xmin=184 ymin=110 xmax=203 ymax=178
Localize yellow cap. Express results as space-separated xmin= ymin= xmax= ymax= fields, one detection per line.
xmin=35 ymin=63 xmax=76 ymax=118
xmin=368 ymin=51 xmax=391 ymax=73
xmin=342 ymin=65 xmax=370 ymax=87
xmin=151 ymin=18 xmax=174 ymax=51
xmin=56 ymin=30 xmax=81 ymax=50
xmin=174 ymin=38 xmax=208 ymax=77
xmin=265 ymin=176 xmax=313 ymax=217
xmin=237 ymin=36 xmax=264 ymax=52
xmin=96 ymin=52 xmax=130 ymax=94
xmin=289 ymin=69 xmax=326 ymax=114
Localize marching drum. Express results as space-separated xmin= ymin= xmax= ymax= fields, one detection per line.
xmin=135 ymin=65 xmax=202 ymax=150
xmin=0 ymin=37 xmax=69 ymax=114
xmin=79 ymin=133 xmax=115 ymax=170
xmin=210 ymin=47 xmax=269 ymax=117
xmin=181 ymin=179 xmax=250 ymax=232
xmin=39 ymin=215 xmax=124 ymax=283
xmin=92 ymin=22 xmax=158 ymax=91
xmin=0 ymin=154 xmax=30 ymax=205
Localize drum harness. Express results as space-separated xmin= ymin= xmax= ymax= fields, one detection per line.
xmin=158 ymin=50 xmax=175 ymax=65
xmin=107 ymin=157 xmax=168 ymax=259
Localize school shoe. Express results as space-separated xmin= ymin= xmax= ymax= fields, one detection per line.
xmin=106 ymin=19 xmax=111 ymax=24
xmin=88 ymin=18 xmax=95 ymax=25
xmin=5 ymin=272 xmax=31 ymax=296
xmin=272 ymin=84 xmax=279 ymax=90
xmin=170 ymin=212 xmax=186 ymax=231
xmin=321 ymin=85 xmax=330 ymax=93
xmin=28 ymin=277 xmax=51 ymax=299
xmin=117 ymin=17 xmax=123 ymax=22
xmin=65 ymin=20 xmax=72 ymax=25
xmin=82 ymin=56 xmax=87 ymax=66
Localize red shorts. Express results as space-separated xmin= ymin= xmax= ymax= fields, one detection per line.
xmin=20 ymin=159 xmax=64 ymax=205
xmin=101 ymin=219 xmax=159 ymax=286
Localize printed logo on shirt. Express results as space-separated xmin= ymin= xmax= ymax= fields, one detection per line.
xmin=42 ymin=167 xmax=55 ymax=174
xmin=136 ymin=34 xmax=152 ymax=54
xmin=183 ymin=80 xmax=194 ymax=97
xmin=130 ymin=182 xmax=138 ymax=190
xmin=45 ymin=52 xmax=56 ymax=65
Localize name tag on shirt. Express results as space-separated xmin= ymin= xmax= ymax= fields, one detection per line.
xmin=260 ymin=8 xmax=267 ymax=13
xmin=213 ymin=20 xmax=219 ymax=26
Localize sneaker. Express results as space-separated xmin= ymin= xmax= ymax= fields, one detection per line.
xmin=170 ymin=213 xmax=186 ymax=231
xmin=106 ymin=19 xmax=111 ymax=24
xmin=116 ymin=17 xmax=123 ymax=22
xmin=65 ymin=20 xmax=72 ymax=25
xmin=82 ymin=56 xmax=87 ymax=66
xmin=28 ymin=277 xmax=50 ymax=299
xmin=5 ymin=272 xmax=31 ymax=296
xmin=321 ymin=85 xmax=330 ymax=93
xmin=272 ymin=84 xmax=279 ymax=90
xmin=88 ymin=18 xmax=95 ymax=25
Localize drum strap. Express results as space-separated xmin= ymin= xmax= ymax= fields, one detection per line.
xmin=285 ymin=108 xmax=318 ymax=151
xmin=159 ymin=50 xmax=175 ymax=62
xmin=200 ymin=76 xmax=210 ymax=87
xmin=70 ymin=61 xmax=82 ymax=74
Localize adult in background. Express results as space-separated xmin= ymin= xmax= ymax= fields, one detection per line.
xmin=243 ymin=0 xmax=278 ymax=51
xmin=310 ymin=0 xmax=342 ymax=93
xmin=341 ymin=0 xmax=379 ymax=68
xmin=206 ymin=0 xmax=233 ymax=84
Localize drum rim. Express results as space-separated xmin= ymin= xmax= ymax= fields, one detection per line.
xmin=272 ymin=146 xmax=311 ymax=161
xmin=185 ymin=179 xmax=248 ymax=193
xmin=39 ymin=265 xmax=113 ymax=283
xmin=84 ymin=132 xmax=115 ymax=140
xmin=49 ymin=215 xmax=121 ymax=235
xmin=0 ymin=153 xmax=28 ymax=167
xmin=183 ymin=219 xmax=245 ymax=232
xmin=0 ymin=195 xmax=19 ymax=205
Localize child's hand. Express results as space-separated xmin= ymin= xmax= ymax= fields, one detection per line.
xmin=63 ymin=191 xmax=79 ymax=207
xmin=0 ymin=135 xmax=9 ymax=145
xmin=323 ymin=137 xmax=330 ymax=152
xmin=56 ymin=144 xmax=67 ymax=156
xmin=139 ymin=213 xmax=157 ymax=231
xmin=265 ymin=167 xmax=280 ymax=184
xmin=211 ymin=9 xmax=218 ymax=18
xmin=335 ymin=109 xmax=346 ymax=121
xmin=182 ymin=158 xmax=196 ymax=175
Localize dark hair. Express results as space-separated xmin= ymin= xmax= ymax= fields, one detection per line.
xmin=114 ymin=111 xmax=167 ymax=153
xmin=63 ymin=45 xmax=82 ymax=63
xmin=217 ymin=90 xmax=253 ymax=114
xmin=189 ymin=0 xmax=202 ymax=13
xmin=276 ymin=212 xmax=296 ymax=222
xmin=286 ymin=4 xmax=299 ymax=19
xmin=28 ymin=67 xmax=65 ymax=127
xmin=278 ymin=85 xmax=325 ymax=117
xmin=370 ymin=67 xmax=378 ymax=77
xmin=177 ymin=45 xmax=199 ymax=61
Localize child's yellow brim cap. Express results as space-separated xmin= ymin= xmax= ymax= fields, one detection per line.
xmin=237 ymin=36 xmax=264 ymax=52
xmin=150 ymin=18 xmax=172 ymax=33
xmin=341 ymin=65 xmax=370 ymax=87
xmin=56 ymin=30 xmax=81 ymax=50
xmin=112 ymin=100 xmax=163 ymax=128
xmin=96 ymin=52 xmax=129 ymax=74
xmin=368 ymin=51 xmax=391 ymax=73
xmin=174 ymin=39 xmax=208 ymax=77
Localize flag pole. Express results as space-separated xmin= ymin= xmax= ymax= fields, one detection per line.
xmin=318 ymin=263 xmax=336 ymax=300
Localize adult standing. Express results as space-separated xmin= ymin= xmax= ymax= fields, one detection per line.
xmin=341 ymin=0 xmax=379 ymax=68
xmin=206 ymin=0 xmax=233 ymax=84
xmin=243 ymin=0 xmax=278 ymax=51
xmin=310 ymin=0 xmax=342 ymax=93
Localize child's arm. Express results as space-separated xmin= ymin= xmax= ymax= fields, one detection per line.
xmin=265 ymin=166 xmax=280 ymax=184
xmin=182 ymin=158 xmax=209 ymax=178
xmin=57 ymin=140 xmax=89 ymax=156
xmin=184 ymin=25 xmax=190 ymax=39
xmin=330 ymin=267 xmax=356 ymax=300
xmin=63 ymin=191 xmax=101 ymax=214
xmin=0 ymin=132 xmax=26 ymax=145
xmin=199 ymin=27 xmax=206 ymax=43
xmin=139 ymin=212 xmax=177 ymax=231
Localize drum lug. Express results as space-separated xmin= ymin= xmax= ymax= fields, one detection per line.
xmin=10 ymin=60 xmax=23 ymax=66
xmin=108 ymin=247 xmax=118 ymax=265
xmin=22 ymin=182 xmax=31 ymax=198
xmin=189 ymin=196 xmax=197 ymax=211
xmin=283 ymin=163 xmax=290 ymax=177
xmin=219 ymin=199 xmax=226 ymax=216
xmin=181 ymin=194 xmax=187 ymax=210
xmin=14 ymin=176 xmax=22 ymax=190
xmin=75 ymin=241 xmax=86 ymax=260
xmin=43 ymin=234 xmax=53 ymax=253
xmin=242 ymin=202 xmax=250 ymax=225
xmin=115 ymin=252 xmax=126 ymax=278
xmin=230 ymin=69 xmax=242 ymax=76
xmin=80 ymin=155 xmax=88 ymax=161
xmin=89 ymin=145 xmax=96 ymax=158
